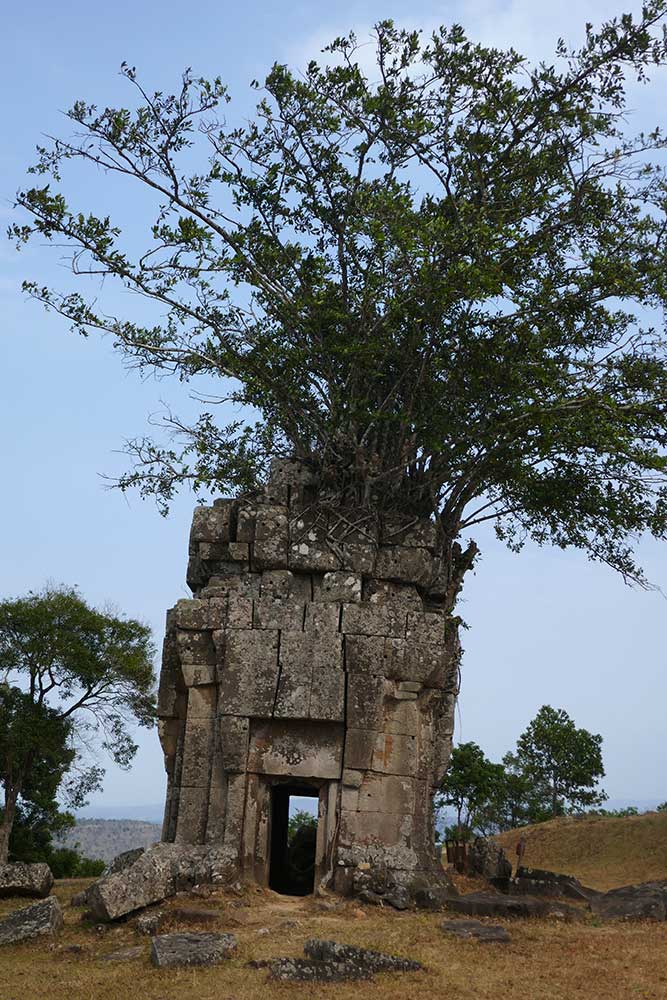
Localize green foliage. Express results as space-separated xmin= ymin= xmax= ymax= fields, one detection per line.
xmin=287 ymin=809 xmax=317 ymax=845
xmin=10 ymin=8 xmax=667 ymax=585
xmin=437 ymin=706 xmax=607 ymax=835
xmin=7 ymin=801 xmax=104 ymax=876
xmin=589 ymin=805 xmax=639 ymax=817
xmin=515 ymin=705 xmax=607 ymax=817
xmin=657 ymin=802 xmax=667 ymax=812
xmin=0 ymin=585 xmax=156 ymax=861
xmin=437 ymin=741 xmax=506 ymax=839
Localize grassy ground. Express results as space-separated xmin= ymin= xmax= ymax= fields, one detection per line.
xmin=1 ymin=876 xmax=667 ymax=1000
xmin=495 ymin=811 xmax=667 ymax=890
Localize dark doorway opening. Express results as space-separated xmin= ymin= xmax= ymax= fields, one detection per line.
xmin=269 ymin=783 xmax=318 ymax=896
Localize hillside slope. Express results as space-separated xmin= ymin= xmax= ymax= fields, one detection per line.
xmin=495 ymin=811 xmax=667 ymax=891
xmin=58 ymin=818 xmax=161 ymax=863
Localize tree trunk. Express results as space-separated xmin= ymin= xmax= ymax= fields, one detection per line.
xmin=0 ymin=788 xmax=17 ymax=864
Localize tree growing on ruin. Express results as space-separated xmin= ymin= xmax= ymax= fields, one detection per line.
xmin=0 ymin=586 xmax=155 ymax=863
xmin=11 ymin=6 xmax=667 ymax=598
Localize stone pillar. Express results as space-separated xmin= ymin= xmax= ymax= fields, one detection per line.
xmin=157 ymin=459 xmax=460 ymax=893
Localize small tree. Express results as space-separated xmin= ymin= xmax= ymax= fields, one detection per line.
xmin=437 ymin=741 xmax=505 ymax=840
xmin=514 ymin=705 xmax=607 ymax=818
xmin=0 ymin=585 xmax=155 ymax=863
xmin=473 ymin=753 xmax=552 ymax=833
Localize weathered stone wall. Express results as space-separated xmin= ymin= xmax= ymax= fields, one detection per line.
xmin=157 ymin=460 xmax=460 ymax=893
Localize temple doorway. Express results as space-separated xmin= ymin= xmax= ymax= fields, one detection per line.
xmin=268 ymin=783 xmax=319 ymax=896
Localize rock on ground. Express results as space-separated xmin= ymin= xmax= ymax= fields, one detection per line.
xmin=304 ymin=939 xmax=423 ymax=973
xmin=256 ymin=939 xmax=423 ymax=981
xmin=104 ymin=848 xmax=145 ymax=877
xmin=513 ymin=867 xmax=599 ymax=902
xmin=0 ymin=897 xmax=63 ymax=946
xmin=86 ymin=843 xmax=234 ymax=921
xmin=415 ymin=886 xmax=458 ymax=910
xmin=591 ymin=881 xmax=667 ymax=922
xmin=441 ymin=918 xmax=511 ymax=943
xmin=150 ymin=931 xmax=237 ymax=968
xmin=265 ymin=957 xmax=374 ymax=982
xmin=447 ymin=892 xmax=550 ymax=919
xmin=0 ymin=862 xmax=54 ymax=899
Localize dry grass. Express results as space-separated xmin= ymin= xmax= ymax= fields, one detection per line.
xmin=1 ymin=878 xmax=667 ymax=1000
xmin=495 ymin=811 xmax=667 ymax=891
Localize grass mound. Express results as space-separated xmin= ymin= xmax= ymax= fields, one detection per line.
xmin=495 ymin=811 xmax=667 ymax=891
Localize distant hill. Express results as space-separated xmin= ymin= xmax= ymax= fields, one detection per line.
xmin=495 ymin=811 xmax=667 ymax=891
xmin=58 ymin=818 xmax=161 ymax=863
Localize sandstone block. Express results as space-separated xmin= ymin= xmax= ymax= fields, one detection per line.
xmin=151 ymin=931 xmax=237 ymax=968
xmin=0 ymin=897 xmax=63 ymax=946
xmin=190 ymin=505 xmax=233 ymax=544
xmin=248 ymin=720 xmax=344 ymax=779
xmin=253 ymin=506 xmax=289 ymax=569
xmin=364 ymin=579 xmax=423 ymax=609
xmin=228 ymin=542 xmax=250 ymax=561
xmin=261 ymin=569 xmax=311 ymax=601
xmin=176 ymin=629 xmax=216 ymax=665
xmin=208 ymin=593 xmax=253 ymax=630
xmin=405 ymin=611 xmax=445 ymax=646
xmin=357 ymin=774 xmax=416 ymax=815
xmin=158 ymin=718 xmax=181 ymax=758
xmin=274 ymin=660 xmax=311 ymax=719
xmin=181 ymin=663 xmax=216 ymax=687
xmin=219 ymin=717 xmax=249 ymax=772
xmin=344 ymin=634 xmax=405 ymax=675
xmin=347 ymin=673 xmax=386 ymax=730
xmin=341 ymin=605 xmax=406 ymax=638
xmin=344 ymin=729 xmax=378 ymax=770
xmin=253 ymin=597 xmax=305 ymax=631
xmin=289 ymin=513 xmax=340 ymax=572
xmin=0 ymin=863 xmax=54 ymax=899
xmin=175 ymin=786 xmax=210 ymax=845
xmin=304 ymin=602 xmax=341 ymax=632
xmin=310 ymin=668 xmax=345 ymax=721
xmin=317 ymin=572 xmax=362 ymax=603
xmin=172 ymin=599 xmax=210 ymax=631
xmin=342 ymin=768 xmax=364 ymax=788
xmin=375 ymin=547 xmax=436 ymax=586
xmin=282 ymin=629 xmax=344 ymax=672
xmin=236 ymin=505 xmax=257 ymax=542
xmin=371 ymin=732 xmax=418 ymax=777
xmin=187 ymin=685 xmax=217 ymax=720
xmin=217 ymin=630 xmax=280 ymax=717
xmin=381 ymin=515 xmax=440 ymax=550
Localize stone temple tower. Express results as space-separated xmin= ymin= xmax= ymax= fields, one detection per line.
xmin=157 ymin=460 xmax=460 ymax=896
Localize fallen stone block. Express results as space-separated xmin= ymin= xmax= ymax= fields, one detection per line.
xmin=104 ymin=848 xmax=146 ymax=876
xmin=85 ymin=843 xmax=232 ymax=921
xmin=0 ymin=896 xmax=64 ymax=946
xmin=304 ymin=939 xmax=423 ymax=974
xmin=150 ymin=931 xmax=237 ymax=968
xmin=514 ymin=867 xmax=598 ymax=902
xmin=591 ymin=881 xmax=667 ymax=922
xmin=265 ymin=957 xmax=373 ymax=982
xmin=0 ymin=862 xmax=54 ymax=899
xmin=415 ymin=886 xmax=458 ymax=910
xmin=446 ymin=892 xmax=549 ymax=919
xmin=136 ymin=910 xmax=164 ymax=935
xmin=441 ymin=918 xmax=511 ymax=943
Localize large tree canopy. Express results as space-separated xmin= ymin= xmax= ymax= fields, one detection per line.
xmin=0 ymin=586 xmax=155 ymax=862
xmin=11 ymin=6 xmax=667 ymax=582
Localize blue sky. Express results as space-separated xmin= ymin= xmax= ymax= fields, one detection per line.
xmin=1 ymin=0 xmax=666 ymax=818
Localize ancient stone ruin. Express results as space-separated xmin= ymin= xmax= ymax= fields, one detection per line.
xmin=157 ymin=460 xmax=461 ymax=896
